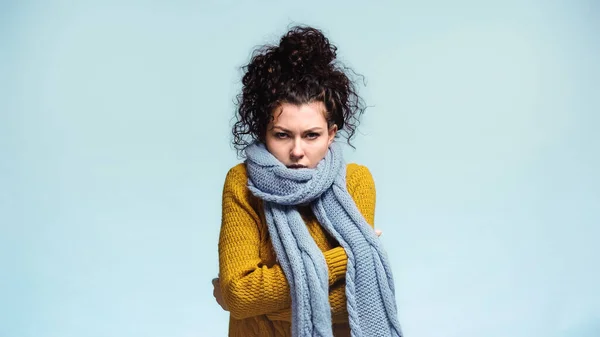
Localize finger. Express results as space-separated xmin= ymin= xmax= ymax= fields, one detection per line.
xmin=375 ymin=229 xmax=382 ymax=237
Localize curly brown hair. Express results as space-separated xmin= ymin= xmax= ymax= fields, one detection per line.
xmin=232 ymin=25 xmax=367 ymax=157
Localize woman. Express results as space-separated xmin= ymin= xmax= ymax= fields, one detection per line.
xmin=213 ymin=26 xmax=403 ymax=337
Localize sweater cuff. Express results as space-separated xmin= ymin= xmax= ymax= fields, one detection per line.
xmin=324 ymin=247 xmax=348 ymax=286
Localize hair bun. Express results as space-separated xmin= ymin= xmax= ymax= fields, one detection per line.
xmin=277 ymin=26 xmax=337 ymax=72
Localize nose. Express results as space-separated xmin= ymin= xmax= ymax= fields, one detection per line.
xmin=290 ymin=140 xmax=305 ymax=160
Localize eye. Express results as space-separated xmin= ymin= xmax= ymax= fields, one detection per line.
xmin=306 ymin=132 xmax=320 ymax=140
xmin=275 ymin=132 xmax=288 ymax=139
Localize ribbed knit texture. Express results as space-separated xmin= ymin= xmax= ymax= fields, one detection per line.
xmin=218 ymin=153 xmax=389 ymax=336
xmin=242 ymin=142 xmax=402 ymax=337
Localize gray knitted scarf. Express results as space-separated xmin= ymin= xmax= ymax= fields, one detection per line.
xmin=245 ymin=141 xmax=403 ymax=337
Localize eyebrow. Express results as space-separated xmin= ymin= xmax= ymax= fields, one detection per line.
xmin=272 ymin=126 xmax=325 ymax=133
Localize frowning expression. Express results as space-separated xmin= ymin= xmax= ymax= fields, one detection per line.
xmin=265 ymin=101 xmax=337 ymax=169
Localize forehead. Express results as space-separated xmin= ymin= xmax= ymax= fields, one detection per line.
xmin=272 ymin=102 xmax=327 ymax=128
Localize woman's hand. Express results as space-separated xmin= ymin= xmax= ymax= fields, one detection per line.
xmin=212 ymin=276 xmax=229 ymax=311
xmin=375 ymin=229 xmax=382 ymax=237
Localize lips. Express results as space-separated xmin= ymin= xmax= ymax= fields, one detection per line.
xmin=287 ymin=164 xmax=307 ymax=169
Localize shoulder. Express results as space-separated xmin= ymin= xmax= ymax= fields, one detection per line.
xmin=346 ymin=163 xmax=372 ymax=179
xmin=222 ymin=163 xmax=250 ymax=198
xmin=223 ymin=163 xmax=248 ymax=187
xmin=345 ymin=163 xmax=376 ymax=224
xmin=345 ymin=163 xmax=375 ymax=194
xmin=222 ymin=162 xmax=263 ymax=212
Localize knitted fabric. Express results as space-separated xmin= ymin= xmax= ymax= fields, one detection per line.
xmin=245 ymin=142 xmax=403 ymax=337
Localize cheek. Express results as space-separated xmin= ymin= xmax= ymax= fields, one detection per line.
xmin=310 ymin=139 xmax=330 ymax=160
xmin=265 ymin=139 xmax=289 ymax=162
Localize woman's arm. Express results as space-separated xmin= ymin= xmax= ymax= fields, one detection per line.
xmin=218 ymin=165 xmax=352 ymax=319
xmin=218 ymin=166 xmax=290 ymax=320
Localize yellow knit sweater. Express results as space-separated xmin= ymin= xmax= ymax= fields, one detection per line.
xmin=218 ymin=162 xmax=376 ymax=337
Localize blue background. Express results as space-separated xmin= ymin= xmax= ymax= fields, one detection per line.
xmin=1 ymin=1 xmax=598 ymax=336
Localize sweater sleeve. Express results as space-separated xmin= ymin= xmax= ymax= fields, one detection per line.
xmin=218 ymin=166 xmax=291 ymax=320
xmin=217 ymin=165 xmax=359 ymax=320
xmin=347 ymin=164 xmax=377 ymax=228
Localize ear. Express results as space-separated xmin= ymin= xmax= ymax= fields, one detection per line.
xmin=328 ymin=124 xmax=338 ymax=144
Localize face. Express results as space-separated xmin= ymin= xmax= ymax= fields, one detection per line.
xmin=265 ymin=101 xmax=337 ymax=169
